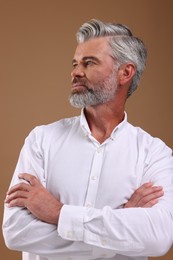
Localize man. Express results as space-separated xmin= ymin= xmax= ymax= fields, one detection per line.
xmin=3 ymin=19 xmax=173 ymax=260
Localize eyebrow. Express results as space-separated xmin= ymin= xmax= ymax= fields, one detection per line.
xmin=72 ymin=56 xmax=100 ymax=64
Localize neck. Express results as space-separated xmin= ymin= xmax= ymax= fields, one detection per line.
xmin=84 ymin=100 xmax=125 ymax=143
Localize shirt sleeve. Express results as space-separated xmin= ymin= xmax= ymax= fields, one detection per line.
xmin=2 ymin=127 xmax=92 ymax=257
xmin=58 ymin=138 xmax=173 ymax=257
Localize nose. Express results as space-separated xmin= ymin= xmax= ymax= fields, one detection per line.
xmin=71 ymin=64 xmax=85 ymax=78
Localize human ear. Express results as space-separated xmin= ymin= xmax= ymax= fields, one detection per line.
xmin=118 ymin=63 xmax=136 ymax=86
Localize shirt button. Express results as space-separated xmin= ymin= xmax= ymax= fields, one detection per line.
xmin=91 ymin=175 xmax=97 ymax=180
xmin=101 ymin=239 xmax=107 ymax=246
xmin=66 ymin=231 xmax=72 ymax=238
xmin=97 ymin=147 xmax=102 ymax=153
xmin=101 ymin=254 xmax=107 ymax=257
xmin=85 ymin=203 xmax=92 ymax=208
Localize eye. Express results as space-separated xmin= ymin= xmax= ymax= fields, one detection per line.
xmin=84 ymin=60 xmax=94 ymax=67
xmin=72 ymin=62 xmax=78 ymax=68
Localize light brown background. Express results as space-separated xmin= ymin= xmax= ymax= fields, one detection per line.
xmin=1 ymin=0 xmax=173 ymax=259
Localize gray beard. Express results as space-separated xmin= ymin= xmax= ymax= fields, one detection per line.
xmin=69 ymin=72 xmax=117 ymax=108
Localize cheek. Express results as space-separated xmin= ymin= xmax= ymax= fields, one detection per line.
xmin=87 ymin=71 xmax=108 ymax=82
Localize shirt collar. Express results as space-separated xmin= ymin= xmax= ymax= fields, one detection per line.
xmin=80 ymin=109 xmax=92 ymax=136
xmin=80 ymin=109 xmax=127 ymax=140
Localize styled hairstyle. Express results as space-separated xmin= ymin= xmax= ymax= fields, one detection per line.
xmin=76 ymin=19 xmax=147 ymax=97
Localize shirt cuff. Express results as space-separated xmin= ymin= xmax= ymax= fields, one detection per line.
xmin=58 ymin=204 xmax=86 ymax=241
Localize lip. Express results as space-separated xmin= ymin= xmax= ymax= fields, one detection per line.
xmin=72 ymin=83 xmax=86 ymax=89
xmin=71 ymin=83 xmax=86 ymax=94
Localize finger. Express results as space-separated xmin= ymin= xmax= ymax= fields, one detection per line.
xmin=7 ymin=198 xmax=27 ymax=208
xmin=124 ymin=183 xmax=163 ymax=208
xmin=142 ymin=199 xmax=159 ymax=208
xmin=18 ymin=173 xmax=40 ymax=186
xmin=129 ymin=184 xmax=163 ymax=205
xmin=127 ymin=182 xmax=153 ymax=205
xmin=7 ymin=183 xmax=31 ymax=195
xmin=5 ymin=190 xmax=29 ymax=203
xmin=137 ymin=190 xmax=164 ymax=207
xmin=139 ymin=184 xmax=163 ymax=197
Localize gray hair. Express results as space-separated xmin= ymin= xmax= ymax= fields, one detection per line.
xmin=76 ymin=19 xmax=147 ymax=97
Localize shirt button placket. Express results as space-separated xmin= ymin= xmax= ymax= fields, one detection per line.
xmin=84 ymin=146 xmax=104 ymax=208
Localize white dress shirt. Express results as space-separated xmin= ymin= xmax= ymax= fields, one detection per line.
xmin=3 ymin=110 xmax=173 ymax=260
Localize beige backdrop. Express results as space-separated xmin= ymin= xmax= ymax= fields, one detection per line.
xmin=1 ymin=0 xmax=173 ymax=259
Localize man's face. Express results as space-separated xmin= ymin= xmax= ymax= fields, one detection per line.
xmin=69 ymin=37 xmax=118 ymax=108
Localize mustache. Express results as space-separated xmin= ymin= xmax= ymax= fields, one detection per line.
xmin=72 ymin=77 xmax=88 ymax=85
xmin=71 ymin=77 xmax=95 ymax=94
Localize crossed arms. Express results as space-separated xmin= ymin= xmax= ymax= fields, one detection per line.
xmin=5 ymin=173 xmax=164 ymax=224
xmin=3 ymin=174 xmax=173 ymax=258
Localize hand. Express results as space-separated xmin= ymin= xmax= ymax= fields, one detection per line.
xmin=124 ymin=182 xmax=164 ymax=208
xmin=5 ymin=173 xmax=63 ymax=225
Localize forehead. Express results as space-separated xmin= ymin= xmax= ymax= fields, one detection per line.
xmin=73 ymin=37 xmax=112 ymax=60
